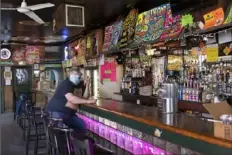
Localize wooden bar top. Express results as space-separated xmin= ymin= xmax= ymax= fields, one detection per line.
xmin=32 ymin=89 xmax=232 ymax=150
xmin=83 ymin=99 xmax=232 ymax=149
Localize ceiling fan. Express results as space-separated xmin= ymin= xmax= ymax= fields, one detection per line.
xmin=1 ymin=0 xmax=55 ymax=25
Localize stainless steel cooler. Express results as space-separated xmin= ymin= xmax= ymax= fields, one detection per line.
xmin=157 ymin=83 xmax=178 ymax=114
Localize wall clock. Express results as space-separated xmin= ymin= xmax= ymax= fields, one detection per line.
xmin=0 ymin=48 xmax=11 ymax=60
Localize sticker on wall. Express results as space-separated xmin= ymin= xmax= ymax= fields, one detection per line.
xmin=0 ymin=48 xmax=11 ymax=60
xmin=154 ymin=128 xmax=162 ymax=137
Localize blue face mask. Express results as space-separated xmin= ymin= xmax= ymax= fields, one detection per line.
xmin=69 ymin=74 xmax=81 ymax=85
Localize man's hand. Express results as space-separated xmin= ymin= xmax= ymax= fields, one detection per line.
xmin=87 ymin=99 xmax=97 ymax=104
xmin=84 ymin=76 xmax=91 ymax=86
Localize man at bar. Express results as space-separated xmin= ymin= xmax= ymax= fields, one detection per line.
xmin=46 ymin=67 xmax=96 ymax=134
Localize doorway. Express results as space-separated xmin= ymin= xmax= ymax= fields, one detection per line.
xmin=0 ymin=66 xmax=32 ymax=113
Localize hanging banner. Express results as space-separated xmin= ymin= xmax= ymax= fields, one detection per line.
xmin=100 ymin=59 xmax=116 ymax=82
xmin=134 ymin=3 xmax=171 ymax=42
xmin=102 ymin=25 xmax=114 ymax=52
xmin=224 ymin=4 xmax=232 ymax=24
xmin=160 ymin=15 xmax=183 ymax=39
xmin=206 ymin=44 xmax=219 ymax=62
xmin=119 ymin=9 xmax=138 ymax=48
xmin=25 ymin=46 xmax=40 ymax=64
xmin=203 ymin=8 xmax=224 ymax=29
xmin=110 ymin=21 xmax=123 ymax=50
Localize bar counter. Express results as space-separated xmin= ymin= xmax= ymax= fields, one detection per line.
xmin=34 ymin=89 xmax=232 ymax=155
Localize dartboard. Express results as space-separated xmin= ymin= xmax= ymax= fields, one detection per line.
xmin=0 ymin=48 xmax=11 ymax=60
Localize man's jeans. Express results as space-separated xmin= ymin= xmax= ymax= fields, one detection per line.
xmin=48 ymin=111 xmax=87 ymax=133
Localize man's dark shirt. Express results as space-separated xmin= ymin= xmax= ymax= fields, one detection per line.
xmin=46 ymin=78 xmax=84 ymax=114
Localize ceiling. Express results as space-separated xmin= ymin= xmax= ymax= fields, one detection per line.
xmin=0 ymin=0 xmax=222 ymax=45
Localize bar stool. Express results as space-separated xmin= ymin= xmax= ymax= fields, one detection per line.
xmin=71 ymin=139 xmax=93 ymax=155
xmin=25 ymin=103 xmax=46 ymax=155
xmin=42 ymin=110 xmax=73 ymax=155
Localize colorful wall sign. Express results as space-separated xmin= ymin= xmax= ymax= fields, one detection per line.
xmin=181 ymin=14 xmax=194 ymax=27
xmin=25 ymin=46 xmax=40 ymax=64
xmin=206 ymin=44 xmax=219 ymax=62
xmin=160 ymin=15 xmax=183 ymax=39
xmin=102 ymin=25 xmax=114 ymax=52
xmin=12 ymin=49 xmax=25 ymax=62
xmin=119 ymin=9 xmax=138 ymax=48
xmin=167 ymin=55 xmax=183 ymax=71
xmin=134 ymin=3 xmax=171 ymax=42
xmin=203 ymin=8 xmax=224 ymax=29
xmin=0 ymin=48 xmax=11 ymax=60
xmin=100 ymin=59 xmax=116 ymax=82
xmin=110 ymin=21 xmax=123 ymax=49
xmin=224 ymin=4 xmax=232 ymax=24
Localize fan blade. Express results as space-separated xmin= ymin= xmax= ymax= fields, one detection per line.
xmin=24 ymin=11 xmax=45 ymax=24
xmin=25 ymin=3 xmax=55 ymax=11
xmin=1 ymin=8 xmax=17 ymax=10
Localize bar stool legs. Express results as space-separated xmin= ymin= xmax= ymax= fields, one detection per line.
xmin=65 ymin=131 xmax=71 ymax=155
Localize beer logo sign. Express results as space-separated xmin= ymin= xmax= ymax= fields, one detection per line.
xmin=0 ymin=48 xmax=11 ymax=60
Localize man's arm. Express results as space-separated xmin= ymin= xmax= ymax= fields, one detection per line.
xmin=83 ymin=83 xmax=90 ymax=99
xmin=82 ymin=76 xmax=91 ymax=99
xmin=65 ymin=93 xmax=96 ymax=105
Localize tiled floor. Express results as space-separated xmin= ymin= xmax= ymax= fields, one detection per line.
xmin=0 ymin=113 xmax=25 ymax=155
xmin=0 ymin=113 xmax=131 ymax=155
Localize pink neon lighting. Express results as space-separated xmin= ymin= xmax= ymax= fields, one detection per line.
xmin=77 ymin=114 xmax=172 ymax=155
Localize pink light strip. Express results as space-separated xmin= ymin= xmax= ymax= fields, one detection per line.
xmin=77 ymin=114 xmax=172 ymax=155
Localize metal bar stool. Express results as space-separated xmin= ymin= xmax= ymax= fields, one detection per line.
xmin=42 ymin=110 xmax=73 ymax=155
xmin=25 ymin=103 xmax=46 ymax=155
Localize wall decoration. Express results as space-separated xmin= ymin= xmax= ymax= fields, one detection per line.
xmin=145 ymin=4 xmax=171 ymax=41
xmin=206 ymin=44 xmax=219 ymax=62
xmin=0 ymin=48 xmax=11 ymax=60
xmin=167 ymin=55 xmax=183 ymax=71
xmin=12 ymin=49 xmax=25 ymax=62
xmin=25 ymin=46 xmax=40 ymax=64
xmin=134 ymin=4 xmax=171 ymax=42
xmin=203 ymin=8 xmax=224 ymax=29
xmin=15 ymin=68 xmax=29 ymax=85
xmin=219 ymin=42 xmax=232 ymax=56
xmin=100 ymin=59 xmax=116 ymax=82
xmin=4 ymin=71 xmax=12 ymax=80
xmin=102 ymin=25 xmax=114 ymax=52
xmin=0 ymin=61 xmax=14 ymax=65
xmin=224 ymin=4 xmax=232 ymax=24
xmin=160 ymin=15 xmax=183 ymax=39
xmin=181 ymin=14 xmax=194 ymax=27
xmin=110 ymin=21 xmax=123 ymax=50
xmin=119 ymin=9 xmax=138 ymax=48
xmin=134 ymin=11 xmax=150 ymax=42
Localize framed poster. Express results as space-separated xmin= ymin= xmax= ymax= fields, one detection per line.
xmin=15 ymin=68 xmax=29 ymax=85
